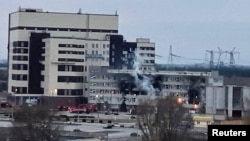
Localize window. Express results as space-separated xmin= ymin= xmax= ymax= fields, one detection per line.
xmin=12 ymin=64 xmax=28 ymax=70
xmin=13 ymin=41 xmax=29 ymax=47
xmin=103 ymin=44 xmax=105 ymax=48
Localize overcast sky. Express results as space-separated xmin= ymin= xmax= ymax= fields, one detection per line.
xmin=1 ymin=0 xmax=250 ymax=65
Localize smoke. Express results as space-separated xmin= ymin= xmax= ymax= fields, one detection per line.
xmin=130 ymin=51 xmax=156 ymax=100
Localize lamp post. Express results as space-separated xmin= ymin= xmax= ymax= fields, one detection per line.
xmin=177 ymin=97 xmax=184 ymax=105
xmin=96 ymin=94 xmax=103 ymax=122
xmin=14 ymin=88 xmax=18 ymax=105
xmin=51 ymin=89 xmax=57 ymax=96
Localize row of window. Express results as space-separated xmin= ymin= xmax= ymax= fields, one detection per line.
xmin=58 ymin=58 xmax=84 ymax=62
xmin=140 ymin=53 xmax=155 ymax=57
xmin=89 ymin=89 xmax=120 ymax=94
xmin=10 ymin=26 xmax=118 ymax=33
xmin=90 ymin=82 xmax=118 ymax=87
xmin=11 ymin=86 xmax=27 ymax=94
xmin=139 ymin=47 xmax=155 ymax=50
xmin=144 ymin=60 xmax=155 ymax=64
xmin=57 ymin=89 xmax=83 ymax=96
xmin=13 ymin=55 xmax=28 ymax=61
xmin=164 ymin=85 xmax=189 ymax=90
xmin=12 ymin=64 xmax=28 ymax=70
xmin=13 ymin=48 xmax=28 ymax=54
xmin=90 ymin=75 xmax=117 ymax=80
xmin=57 ymin=76 xmax=84 ymax=83
xmin=11 ymin=86 xmax=83 ymax=95
xmin=12 ymin=74 xmax=27 ymax=81
xmin=13 ymin=41 xmax=29 ymax=47
xmin=91 ymin=43 xmax=109 ymax=49
xmin=86 ymin=50 xmax=109 ymax=55
xmin=58 ymin=65 xmax=84 ymax=72
xmin=58 ymin=44 xmax=85 ymax=48
xmin=58 ymin=50 xmax=84 ymax=55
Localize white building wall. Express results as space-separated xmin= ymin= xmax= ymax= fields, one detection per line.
xmin=206 ymin=85 xmax=250 ymax=119
xmin=8 ymin=9 xmax=118 ymax=98
xmin=205 ymin=86 xmax=225 ymax=114
xmin=136 ymin=38 xmax=155 ymax=71
xmin=11 ymin=12 xmax=118 ymax=30
xmin=242 ymin=87 xmax=250 ymax=116
xmin=227 ymin=85 xmax=233 ymax=117
xmin=8 ymin=30 xmax=30 ymax=93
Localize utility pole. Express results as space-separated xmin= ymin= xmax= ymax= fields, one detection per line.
xmin=216 ymin=47 xmax=227 ymax=68
xmin=227 ymin=47 xmax=240 ymax=66
xmin=206 ymin=50 xmax=214 ymax=69
xmin=168 ymin=45 xmax=173 ymax=70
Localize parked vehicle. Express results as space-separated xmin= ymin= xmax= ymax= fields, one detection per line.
xmin=0 ymin=101 xmax=12 ymax=108
xmin=130 ymin=132 xmax=140 ymax=137
xmin=56 ymin=105 xmax=69 ymax=111
xmin=103 ymin=124 xmax=113 ymax=129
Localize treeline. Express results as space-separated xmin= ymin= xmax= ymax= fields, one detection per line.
xmin=156 ymin=64 xmax=250 ymax=78
xmin=0 ymin=63 xmax=7 ymax=67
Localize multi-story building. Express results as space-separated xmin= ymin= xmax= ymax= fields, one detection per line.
xmin=206 ymin=77 xmax=250 ymax=120
xmin=7 ymin=8 xmax=156 ymax=106
xmin=109 ymin=35 xmax=155 ymax=71
xmin=7 ymin=8 xmax=118 ymax=105
xmin=88 ymin=66 xmax=215 ymax=111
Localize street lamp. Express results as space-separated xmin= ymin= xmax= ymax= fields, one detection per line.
xmin=51 ymin=89 xmax=57 ymax=96
xmin=177 ymin=97 xmax=183 ymax=104
xmin=96 ymin=94 xmax=103 ymax=122
xmin=194 ymin=104 xmax=198 ymax=109
xmin=131 ymin=94 xmax=137 ymax=119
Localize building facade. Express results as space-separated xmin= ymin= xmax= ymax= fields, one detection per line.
xmin=88 ymin=66 xmax=214 ymax=110
xmin=7 ymin=8 xmax=156 ymax=106
xmin=206 ymin=85 xmax=250 ymax=120
xmin=7 ymin=8 xmax=118 ymax=105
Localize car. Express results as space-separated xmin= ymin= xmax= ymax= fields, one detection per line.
xmin=130 ymin=132 xmax=139 ymax=137
xmin=103 ymin=124 xmax=113 ymax=129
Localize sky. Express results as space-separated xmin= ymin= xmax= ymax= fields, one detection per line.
xmin=1 ymin=0 xmax=250 ymax=65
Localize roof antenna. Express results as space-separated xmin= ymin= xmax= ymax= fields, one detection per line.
xmin=115 ymin=10 xmax=118 ymax=15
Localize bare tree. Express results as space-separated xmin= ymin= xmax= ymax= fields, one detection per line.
xmin=10 ymin=104 xmax=60 ymax=141
xmin=137 ymin=96 xmax=193 ymax=141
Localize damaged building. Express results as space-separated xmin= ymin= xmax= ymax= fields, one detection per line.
xmin=88 ymin=66 xmax=216 ymax=110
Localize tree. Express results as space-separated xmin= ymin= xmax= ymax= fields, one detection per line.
xmin=137 ymin=96 xmax=193 ymax=141
xmin=10 ymin=104 xmax=60 ymax=141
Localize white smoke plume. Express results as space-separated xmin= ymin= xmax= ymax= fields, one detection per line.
xmin=130 ymin=51 xmax=156 ymax=100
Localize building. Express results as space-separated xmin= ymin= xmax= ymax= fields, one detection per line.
xmin=88 ymin=66 xmax=215 ymax=111
xmin=205 ymin=77 xmax=250 ymax=120
xmin=7 ymin=8 xmax=156 ymax=107
xmin=7 ymin=8 xmax=118 ymax=105
xmin=109 ymin=35 xmax=155 ymax=71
